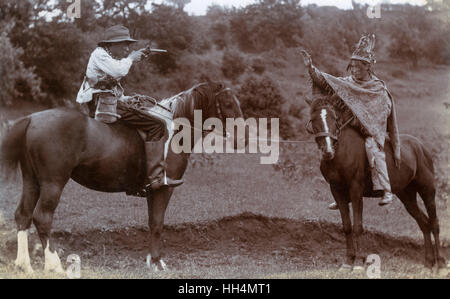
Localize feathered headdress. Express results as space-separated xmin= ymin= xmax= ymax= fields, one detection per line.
xmin=351 ymin=34 xmax=376 ymax=64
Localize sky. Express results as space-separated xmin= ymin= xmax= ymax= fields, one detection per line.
xmin=182 ymin=0 xmax=428 ymax=15
xmin=41 ymin=0 xmax=430 ymax=20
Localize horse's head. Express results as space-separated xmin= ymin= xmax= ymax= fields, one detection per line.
xmin=191 ymin=82 xmax=247 ymax=150
xmin=309 ymin=98 xmax=339 ymax=161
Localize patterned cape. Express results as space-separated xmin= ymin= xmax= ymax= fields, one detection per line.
xmin=310 ymin=66 xmax=400 ymax=159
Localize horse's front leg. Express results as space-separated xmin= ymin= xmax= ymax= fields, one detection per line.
xmin=349 ymin=183 xmax=365 ymax=273
xmin=146 ymin=187 xmax=172 ymax=272
xmin=330 ymin=185 xmax=354 ymax=272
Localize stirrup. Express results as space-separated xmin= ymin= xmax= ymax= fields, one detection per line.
xmin=165 ymin=177 xmax=184 ymax=188
xmin=328 ymin=202 xmax=339 ymax=210
xmin=146 ymin=177 xmax=184 ymax=190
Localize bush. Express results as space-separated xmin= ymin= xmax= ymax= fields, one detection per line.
xmin=12 ymin=21 xmax=89 ymax=105
xmin=0 ymin=32 xmax=43 ymax=106
xmin=210 ymin=22 xmax=230 ymax=50
xmin=143 ymin=3 xmax=195 ymax=74
xmin=288 ymin=102 xmax=306 ymax=119
xmin=391 ymin=69 xmax=407 ymax=78
xmin=221 ymin=49 xmax=246 ymax=80
xmin=237 ymin=75 xmax=294 ymax=139
xmin=251 ymin=57 xmax=266 ymax=74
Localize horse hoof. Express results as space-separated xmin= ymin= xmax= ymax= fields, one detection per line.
xmin=146 ymin=254 xmax=168 ymax=272
xmin=338 ymin=264 xmax=353 ymax=273
xmin=14 ymin=261 xmax=34 ymax=275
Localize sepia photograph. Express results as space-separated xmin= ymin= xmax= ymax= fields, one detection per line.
xmin=0 ymin=0 xmax=449 ymax=283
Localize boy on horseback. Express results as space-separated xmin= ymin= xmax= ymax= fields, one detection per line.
xmin=300 ymin=34 xmax=401 ymax=208
xmin=76 ymin=25 xmax=183 ymax=195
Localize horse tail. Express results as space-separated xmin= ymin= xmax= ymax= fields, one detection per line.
xmin=0 ymin=116 xmax=31 ymax=182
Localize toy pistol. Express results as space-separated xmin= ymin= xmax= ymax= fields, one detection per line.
xmin=143 ymin=44 xmax=168 ymax=57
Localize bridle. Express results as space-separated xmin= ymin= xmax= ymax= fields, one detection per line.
xmin=308 ymin=105 xmax=354 ymax=142
xmin=211 ymin=87 xmax=230 ymax=137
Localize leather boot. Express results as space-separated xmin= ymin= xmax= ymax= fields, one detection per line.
xmin=379 ymin=191 xmax=393 ymax=206
xmin=144 ymin=141 xmax=184 ymax=190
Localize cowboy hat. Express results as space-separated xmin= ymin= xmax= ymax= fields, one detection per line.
xmin=98 ymin=25 xmax=138 ymax=44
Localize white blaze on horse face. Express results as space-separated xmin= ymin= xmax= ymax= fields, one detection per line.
xmin=44 ymin=240 xmax=64 ymax=273
xmin=320 ymin=109 xmax=333 ymax=155
xmin=15 ymin=230 xmax=34 ymax=273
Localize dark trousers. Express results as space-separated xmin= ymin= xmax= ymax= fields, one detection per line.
xmin=116 ymin=101 xmax=166 ymax=141
xmin=86 ymin=94 xmax=166 ymax=142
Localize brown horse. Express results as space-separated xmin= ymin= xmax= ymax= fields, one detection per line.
xmin=0 ymin=82 xmax=246 ymax=274
xmin=308 ymin=95 xmax=447 ymax=274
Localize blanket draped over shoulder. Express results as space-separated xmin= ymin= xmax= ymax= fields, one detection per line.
xmin=309 ymin=66 xmax=400 ymax=159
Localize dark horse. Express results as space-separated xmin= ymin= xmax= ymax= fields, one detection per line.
xmin=0 ymin=82 xmax=246 ymax=274
xmin=308 ymin=95 xmax=447 ymax=275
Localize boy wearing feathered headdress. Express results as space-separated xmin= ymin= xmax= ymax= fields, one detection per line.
xmin=300 ymin=34 xmax=400 ymax=208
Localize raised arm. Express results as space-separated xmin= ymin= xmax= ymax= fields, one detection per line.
xmin=92 ymin=47 xmax=146 ymax=80
xmin=299 ymin=50 xmax=332 ymax=92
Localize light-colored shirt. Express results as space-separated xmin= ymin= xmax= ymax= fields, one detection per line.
xmin=76 ymin=47 xmax=133 ymax=103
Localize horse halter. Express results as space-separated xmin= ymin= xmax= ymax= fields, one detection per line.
xmin=310 ymin=105 xmax=338 ymax=141
xmin=310 ymin=105 xmax=354 ymax=141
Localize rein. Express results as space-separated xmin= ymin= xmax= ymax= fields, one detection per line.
xmin=214 ymin=88 xmax=230 ymax=123
xmin=311 ymin=105 xmax=354 ymax=141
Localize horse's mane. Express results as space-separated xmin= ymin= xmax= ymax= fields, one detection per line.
xmin=311 ymin=94 xmax=369 ymax=136
xmin=160 ymin=82 xmax=224 ymax=120
xmin=311 ymin=94 xmax=354 ymax=123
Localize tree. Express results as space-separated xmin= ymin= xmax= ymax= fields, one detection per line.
xmin=17 ymin=21 xmax=90 ymax=104
xmin=0 ymin=32 xmax=43 ymax=106
xmin=221 ymin=49 xmax=246 ymax=80
xmin=238 ymin=75 xmax=293 ymax=139
xmin=166 ymin=0 xmax=191 ymax=10
xmin=229 ymin=0 xmax=304 ymax=53
xmin=142 ymin=3 xmax=195 ymax=73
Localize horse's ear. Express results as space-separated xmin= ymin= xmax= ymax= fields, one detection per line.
xmin=304 ymin=97 xmax=312 ymax=106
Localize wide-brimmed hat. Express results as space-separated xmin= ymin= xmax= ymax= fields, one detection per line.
xmin=98 ymin=25 xmax=138 ymax=44
xmin=350 ymin=34 xmax=376 ymax=64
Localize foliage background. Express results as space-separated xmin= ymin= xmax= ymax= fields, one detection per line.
xmin=1 ymin=0 xmax=448 ymax=110
xmin=0 ymin=0 xmax=449 ymax=278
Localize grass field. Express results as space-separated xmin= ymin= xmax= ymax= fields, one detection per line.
xmin=0 ymin=62 xmax=448 ymax=279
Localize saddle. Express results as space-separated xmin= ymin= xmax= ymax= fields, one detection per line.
xmin=95 ymin=94 xmax=121 ymax=123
